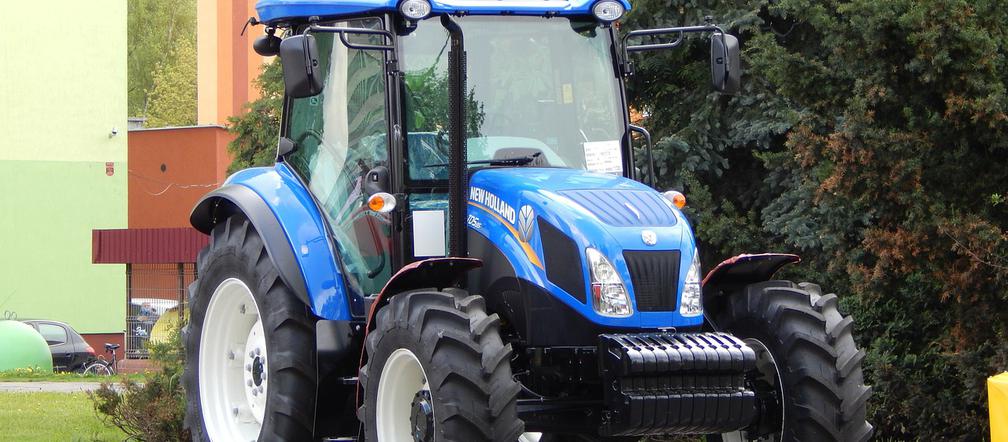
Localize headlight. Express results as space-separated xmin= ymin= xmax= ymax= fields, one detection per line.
xmin=592 ymin=0 xmax=625 ymax=23
xmin=680 ymin=249 xmax=703 ymax=317
xmin=399 ymin=0 xmax=431 ymax=20
xmin=586 ymin=248 xmax=633 ymax=317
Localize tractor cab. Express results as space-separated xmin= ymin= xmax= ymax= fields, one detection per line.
xmin=262 ymin=2 xmax=738 ymax=310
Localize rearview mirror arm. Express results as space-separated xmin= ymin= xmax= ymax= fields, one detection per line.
xmin=621 ymin=24 xmax=727 ymax=77
xmin=307 ymin=24 xmax=395 ymax=51
xmin=628 ymin=125 xmax=655 ymax=188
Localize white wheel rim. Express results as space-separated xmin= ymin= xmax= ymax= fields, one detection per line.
xmin=377 ymin=348 xmax=432 ymax=441
xmin=721 ymin=338 xmax=785 ymax=442
xmin=199 ymin=278 xmax=266 ymax=441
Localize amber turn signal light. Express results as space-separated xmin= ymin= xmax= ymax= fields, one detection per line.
xmin=663 ymin=190 xmax=687 ymax=209
xmin=367 ymin=192 xmax=397 ymax=213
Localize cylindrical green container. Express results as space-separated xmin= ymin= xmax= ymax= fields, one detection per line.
xmin=0 ymin=320 xmax=53 ymax=373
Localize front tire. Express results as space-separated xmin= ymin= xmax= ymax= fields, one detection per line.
xmin=183 ymin=214 xmax=318 ymax=441
xmin=710 ymin=281 xmax=873 ymax=442
xmin=359 ymin=289 xmax=524 ymax=441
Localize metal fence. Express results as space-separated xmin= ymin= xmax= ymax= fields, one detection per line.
xmin=125 ymin=263 xmax=195 ymax=359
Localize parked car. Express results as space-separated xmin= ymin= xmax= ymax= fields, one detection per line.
xmin=21 ymin=320 xmax=95 ymax=372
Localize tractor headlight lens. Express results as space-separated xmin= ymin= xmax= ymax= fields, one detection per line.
xmin=586 ymin=248 xmax=633 ymax=317
xmin=680 ymin=249 xmax=703 ymax=317
xmin=399 ymin=0 xmax=431 ymax=20
xmin=592 ymin=0 xmax=625 ymax=23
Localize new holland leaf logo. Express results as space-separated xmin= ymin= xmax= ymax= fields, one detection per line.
xmin=518 ymin=205 xmax=536 ymax=243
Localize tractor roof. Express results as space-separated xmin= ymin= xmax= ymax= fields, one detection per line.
xmin=256 ymin=0 xmax=632 ymax=24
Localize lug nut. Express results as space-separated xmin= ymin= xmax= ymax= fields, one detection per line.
xmin=245 ymin=363 xmax=252 ymax=371
xmin=227 ymin=351 xmax=235 ymax=360
xmin=232 ymin=407 xmax=239 ymax=417
xmin=255 ymin=348 xmax=261 ymax=356
xmin=247 ymin=380 xmax=253 ymax=387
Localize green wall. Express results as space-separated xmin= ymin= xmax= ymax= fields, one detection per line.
xmin=0 ymin=2 xmax=127 ymax=334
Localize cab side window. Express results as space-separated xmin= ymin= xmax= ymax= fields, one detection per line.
xmin=287 ymin=18 xmax=392 ymax=297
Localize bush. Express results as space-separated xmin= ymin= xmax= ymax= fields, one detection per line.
xmin=90 ymin=325 xmax=190 ymax=442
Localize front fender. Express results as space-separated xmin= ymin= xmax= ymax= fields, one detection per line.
xmin=702 ymin=253 xmax=800 ymax=308
xmin=190 ymin=163 xmax=353 ymax=321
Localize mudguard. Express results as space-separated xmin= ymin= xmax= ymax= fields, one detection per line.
xmin=190 ymin=163 xmax=353 ymax=321
xmin=701 ymin=253 xmax=800 ymax=299
xmin=362 ymin=257 xmax=483 ymax=333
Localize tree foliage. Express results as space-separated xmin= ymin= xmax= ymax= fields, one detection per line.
xmin=626 ymin=0 xmax=1008 ymax=437
xmin=128 ymin=0 xmax=197 ymax=124
xmin=227 ymin=60 xmax=284 ymax=173
xmin=146 ymin=37 xmax=197 ymax=127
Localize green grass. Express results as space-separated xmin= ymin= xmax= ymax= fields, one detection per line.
xmin=0 ymin=368 xmax=146 ymax=383
xmin=0 ymin=392 xmax=126 ymax=441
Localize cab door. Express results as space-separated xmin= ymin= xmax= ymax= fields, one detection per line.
xmin=284 ymin=17 xmax=396 ymax=311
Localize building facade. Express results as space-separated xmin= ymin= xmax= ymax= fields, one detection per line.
xmin=0 ymin=3 xmax=128 ymax=345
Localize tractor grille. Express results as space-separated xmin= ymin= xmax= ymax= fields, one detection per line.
xmin=623 ymin=250 xmax=681 ymax=312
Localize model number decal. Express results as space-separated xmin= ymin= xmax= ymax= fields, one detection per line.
xmin=469 ymin=187 xmax=516 ymax=224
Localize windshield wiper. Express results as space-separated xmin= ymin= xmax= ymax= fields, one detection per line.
xmin=425 ymin=152 xmax=542 ymax=168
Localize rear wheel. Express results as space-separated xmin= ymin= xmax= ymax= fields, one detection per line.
xmin=82 ymin=362 xmax=113 ymax=376
xmin=183 ymin=214 xmax=318 ymax=441
xmin=709 ymin=281 xmax=873 ymax=442
xmin=360 ymin=289 xmax=524 ymax=441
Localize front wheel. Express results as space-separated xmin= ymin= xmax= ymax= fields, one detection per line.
xmin=183 ymin=214 xmax=318 ymax=441
xmin=359 ymin=289 xmax=524 ymax=441
xmin=709 ymin=281 xmax=873 ymax=442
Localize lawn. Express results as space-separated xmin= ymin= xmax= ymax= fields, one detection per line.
xmin=0 ymin=392 xmax=125 ymax=441
xmin=0 ymin=369 xmax=146 ymax=383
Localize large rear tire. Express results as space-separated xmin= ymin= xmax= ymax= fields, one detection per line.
xmin=359 ymin=289 xmax=524 ymax=441
xmin=709 ymin=281 xmax=873 ymax=442
xmin=183 ymin=214 xmax=318 ymax=441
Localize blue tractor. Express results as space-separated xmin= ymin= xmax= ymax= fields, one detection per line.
xmin=183 ymin=1 xmax=873 ymax=441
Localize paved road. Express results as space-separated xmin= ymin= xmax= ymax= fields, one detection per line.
xmin=0 ymin=382 xmax=106 ymax=393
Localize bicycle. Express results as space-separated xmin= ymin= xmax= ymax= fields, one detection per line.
xmin=82 ymin=343 xmax=120 ymax=376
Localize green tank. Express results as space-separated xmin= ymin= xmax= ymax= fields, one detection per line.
xmin=0 ymin=320 xmax=53 ymax=373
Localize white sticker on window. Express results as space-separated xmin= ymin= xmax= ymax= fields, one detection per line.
xmin=583 ymin=140 xmax=623 ymax=175
xmin=412 ymin=210 xmax=447 ymax=257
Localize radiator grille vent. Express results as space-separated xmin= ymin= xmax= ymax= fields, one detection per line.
xmin=623 ymin=250 xmax=681 ymax=312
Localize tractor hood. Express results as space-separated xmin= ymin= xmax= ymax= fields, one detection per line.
xmin=466 ymin=168 xmax=701 ymax=328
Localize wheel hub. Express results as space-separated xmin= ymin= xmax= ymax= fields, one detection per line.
xmin=242 ymin=319 xmax=268 ymax=420
xmin=410 ymin=390 xmax=435 ymax=442
xmin=251 ymin=356 xmax=265 ymax=386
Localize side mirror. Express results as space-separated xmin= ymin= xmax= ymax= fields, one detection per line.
xmin=253 ymin=34 xmax=281 ymax=57
xmin=279 ymin=34 xmax=324 ymax=98
xmin=710 ymin=33 xmax=741 ymax=94
xmin=363 ymin=165 xmax=390 ymax=196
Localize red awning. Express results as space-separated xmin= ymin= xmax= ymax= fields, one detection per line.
xmin=92 ymin=228 xmax=209 ymax=264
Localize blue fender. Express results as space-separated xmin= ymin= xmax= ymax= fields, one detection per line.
xmin=190 ymin=163 xmax=353 ymax=321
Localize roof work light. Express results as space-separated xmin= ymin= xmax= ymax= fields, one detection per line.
xmin=399 ymin=0 xmax=432 ymax=20
xmin=592 ymin=0 xmax=625 ymax=22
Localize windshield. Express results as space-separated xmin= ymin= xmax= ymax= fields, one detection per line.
xmin=399 ymin=17 xmax=626 ymax=181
